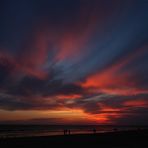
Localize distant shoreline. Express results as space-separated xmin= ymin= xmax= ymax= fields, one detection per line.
xmin=0 ymin=129 xmax=148 ymax=148
xmin=0 ymin=124 xmax=147 ymax=139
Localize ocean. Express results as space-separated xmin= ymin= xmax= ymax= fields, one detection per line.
xmin=0 ymin=125 xmax=147 ymax=138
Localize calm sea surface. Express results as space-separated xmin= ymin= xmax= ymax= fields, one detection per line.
xmin=0 ymin=125 xmax=147 ymax=138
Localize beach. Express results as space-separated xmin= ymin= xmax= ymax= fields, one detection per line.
xmin=0 ymin=129 xmax=148 ymax=148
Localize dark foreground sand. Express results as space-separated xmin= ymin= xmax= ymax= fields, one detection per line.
xmin=0 ymin=130 xmax=148 ymax=148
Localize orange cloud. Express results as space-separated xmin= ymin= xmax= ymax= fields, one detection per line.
xmin=87 ymin=113 xmax=111 ymax=124
xmin=45 ymin=108 xmax=112 ymax=124
xmin=96 ymin=104 xmax=124 ymax=123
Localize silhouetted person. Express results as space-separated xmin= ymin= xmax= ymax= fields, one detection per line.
xmin=93 ymin=128 xmax=96 ymax=134
xmin=64 ymin=129 xmax=68 ymax=135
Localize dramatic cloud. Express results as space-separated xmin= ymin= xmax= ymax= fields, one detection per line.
xmin=0 ymin=0 xmax=148 ymax=124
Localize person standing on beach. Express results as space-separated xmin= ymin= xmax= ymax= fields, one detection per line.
xmin=64 ymin=129 xmax=68 ymax=135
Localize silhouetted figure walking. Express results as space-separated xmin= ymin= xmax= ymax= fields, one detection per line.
xmin=64 ymin=129 xmax=68 ymax=135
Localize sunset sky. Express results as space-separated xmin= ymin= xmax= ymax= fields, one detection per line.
xmin=0 ymin=0 xmax=148 ymax=125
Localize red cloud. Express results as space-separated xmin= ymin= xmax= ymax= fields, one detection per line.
xmin=56 ymin=94 xmax=82 ymax=100
xmin=78 ymin=47 xmax=148 ymax=96
xmin=123 ymin=100 xmax=148 ymax=107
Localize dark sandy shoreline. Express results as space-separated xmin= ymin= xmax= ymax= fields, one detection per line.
xmin=0 ymin=130 xmax=148 ymax=148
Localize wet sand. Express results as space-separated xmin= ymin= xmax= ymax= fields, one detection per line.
xmin=0 ymin=129 xmax=148 ymax=148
